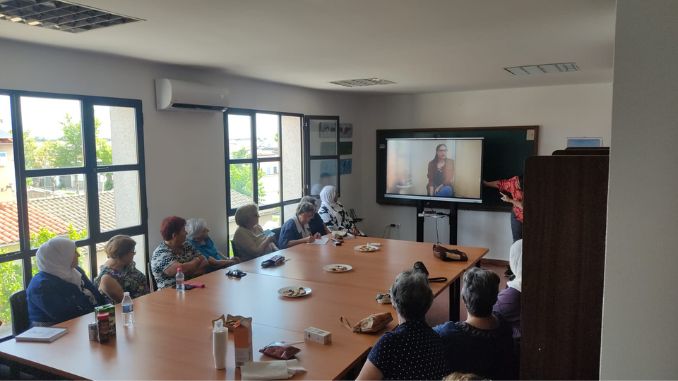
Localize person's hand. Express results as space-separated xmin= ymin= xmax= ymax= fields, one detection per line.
xmin=228 ymin=257 xmax=241 ymax=264
xmin=207 ymin=257 xmax=218 ymax=266
xmin=313 ymin=233 xmax=321 ymax=239
xmin=500 ymin=193 xmax=514 ymax=204
xmin=264 ymin=235 xmax=275 ymax=245
xmin=435 ymin=184 xmax=443 ymax=193
xmin=306 ymin=235 xmax=316 ymax=243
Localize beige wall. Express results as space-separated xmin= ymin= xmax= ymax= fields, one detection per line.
xmin=600 ymin=0 xmax=678 ymax=378
xmin=354 ymin=83 xmax=613 ymax=260
xmin=454 ymin=139 xmax=482 ymax=198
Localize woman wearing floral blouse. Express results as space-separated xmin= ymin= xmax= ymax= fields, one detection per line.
xmin=94 ymin=235 xmax=149 ymax=303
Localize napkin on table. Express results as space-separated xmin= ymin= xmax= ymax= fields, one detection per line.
xmin=241 ymin=359 xmax=306 ymax=380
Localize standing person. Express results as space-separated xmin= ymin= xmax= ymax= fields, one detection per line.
xmin=27 ymin=238 xmax=107 ymax=326
xmin=483 ymin=176 xmax=524 ymax=242
xmin=185 ymin=218 xmax=240 ymax=270
xmin=357 ymin=270 xmax=447 ymax=380
xmin=278 ymin=202 xmax=320 ymax=249
xmin=231 ymin=204 xmax=278 ymax=261
xmin=318 ymin=185 xmax=362 ymax=235
xmin=94 ymin=235 xmax=149 ymax=303
xmin=427 ymin=144 xmax=455 ymax=197
xmin=300 ymin=195 xmax=331 ymax=236
xmin=151 ymin=216 xmax=209 ymax=289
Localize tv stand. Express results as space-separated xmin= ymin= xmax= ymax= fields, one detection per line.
xmin=415 ymin=201 xmax=458 ymax=244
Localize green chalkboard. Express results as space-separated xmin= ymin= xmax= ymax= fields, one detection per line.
xmin=376 ymin=126 xmax=539 ymax=211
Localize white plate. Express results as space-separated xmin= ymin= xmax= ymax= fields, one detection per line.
xmin=323 ymin=264 xmax=353 ymax=273
xmin=278 ymin=286 xmax=312 ymax=298
xmin=354 ymin=244 xmax=379 ymax=252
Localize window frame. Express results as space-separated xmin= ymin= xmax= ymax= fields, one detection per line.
xmin=224 ymin=108 xmax=304 ymax=225
xmin=303 ymin=115 xmax=341 ymax=197
xmin=0 ymin=88 xmax=148 ymax=290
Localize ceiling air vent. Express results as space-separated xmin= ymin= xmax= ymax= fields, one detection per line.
xmin=0 ymin=0 xmax=143 ymax=33
xmin=504 ymin=62 xmax=579 ymax=76
xmin=330 ymin=78 xmax=396 ymax=87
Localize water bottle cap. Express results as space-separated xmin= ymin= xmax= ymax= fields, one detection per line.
xmin=123 ymin=291 xmax=130 ymax=296
xmin=177 ymin=266 xmax=182 ymax=272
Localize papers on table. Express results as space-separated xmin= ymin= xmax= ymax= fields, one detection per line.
xmin=310 ymin=236 xmax=329 ymax=245
xmin=15 ymin=327 xmax=68 ymax=343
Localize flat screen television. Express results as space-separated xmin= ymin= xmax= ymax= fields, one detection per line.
xmin=384 ymin=137 xmax=484 ymax=203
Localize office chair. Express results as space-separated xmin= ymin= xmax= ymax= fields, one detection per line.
xmin=9 ymin=290 xmax=30 ymax=336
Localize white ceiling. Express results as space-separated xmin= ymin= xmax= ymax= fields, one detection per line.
xmin=0 ymin=0 xmax=616 ymax=94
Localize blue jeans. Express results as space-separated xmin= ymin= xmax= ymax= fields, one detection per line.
xmin=434 ymin=185 xmax=454 ymax=197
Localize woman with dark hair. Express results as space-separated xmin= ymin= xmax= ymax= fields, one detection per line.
xmin=357 ymin=270 xmax=446 ymax=380
xmin=27 ymin=238 xmax=107 ymax=326
xmin=434 ymin=268 xmax=516 ymax=380
xmin=427 ymin=144 xmax=455 ymax=197
xmin=94 ymin=235 xmax=149 ymax=303
xmin=278 ymin=202 xmax=321 ymax=249
xmin=150 ymin=216 xmax=208 ymax=289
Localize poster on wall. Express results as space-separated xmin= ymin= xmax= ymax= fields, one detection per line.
xmin=340 ymin=159 xmax=352 ymax=175
xmin=339 ymin=141 xmax=353 ymax=155
xmin=339 ymin=123 xmax=353 ymax=139
xmin=319 ymin=122 xmax=337 ymax=138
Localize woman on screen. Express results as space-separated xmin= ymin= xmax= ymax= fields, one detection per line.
xmin=427 ymin=144 xmax=455 ymax=197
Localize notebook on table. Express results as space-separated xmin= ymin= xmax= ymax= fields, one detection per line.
xmin=15 ymin=327 xmax=68 ymax=343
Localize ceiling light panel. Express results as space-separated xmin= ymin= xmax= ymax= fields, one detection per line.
xmin=0 ymin=0 xmax=143 ymax=33
xmin=330 ymin=78 xmax=396 ymax=87
xmin=504 ymin=62 xmax=580 ymax=76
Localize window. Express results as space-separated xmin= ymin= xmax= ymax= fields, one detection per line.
xmin=0 ymin=90 xmax=147 ymax=338
xmin=225 ymin=109 xmax=303 ymax=249
xmin=305 ymin=116 xmax=341 ymax=196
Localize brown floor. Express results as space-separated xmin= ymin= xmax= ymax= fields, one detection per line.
xmin=427 ymin=259 xmax=509 ymax=326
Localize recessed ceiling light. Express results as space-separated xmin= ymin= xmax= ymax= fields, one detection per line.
xmin=504 ymin=62 xmax=580 ymax=76
xmin=0 ymin=0 xmax=143 ymax=33
xmin=330 ymin=78 xmax=396 ymax=87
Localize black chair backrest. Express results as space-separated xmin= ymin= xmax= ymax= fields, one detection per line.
xmin=231 ymin=240 xmax=240 ymax=258
xmin=9 ymin=290 xmax=29 ymax=336
xmin=147 ymin=262 xmax=156 ymax=292
xmin=271 ymin=227 xmax=282 ymax=244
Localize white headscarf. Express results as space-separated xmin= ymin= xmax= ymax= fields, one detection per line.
xmin=507 ymin=239 xmax=522 ymax=292
xmin=319 ymin=185 xmax=343 ymax=225
xmin=36 ymin=237 xmax=83 ymax=288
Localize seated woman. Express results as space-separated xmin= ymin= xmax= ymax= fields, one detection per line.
xmin=186 ymin=218 xmax=240 ymax=270
xmin=434 ymin=268 xmax=516 ymax=380
xmin=318 ymin=185 xmax=362 ymax=235
xmin=94 ymin=235 xmax=149 ymax=303
xmin=231 ymin=204 xmax=278 ymax=262
xmin=493 ymin=240 xmax=522 ymax=341
xmin=278 ymin=202 xmax=320 ymax=249
xmin=151 ymin=216 xmax=209 ymax=289
xmin=27 ymin=238 xmax=107 ymax=326
xmin=357 ymin=270 xmax=446 ymax=380
xmin=300 ymin=196 xmax=331 ymax=236
xmin=427 ymin=144 xmax=455 ymax=197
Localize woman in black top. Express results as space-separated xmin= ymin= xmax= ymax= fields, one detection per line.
xmin=357 ymin=270 xmax=446 ymax=380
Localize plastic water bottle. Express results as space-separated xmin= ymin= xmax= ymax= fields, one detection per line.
xmin=176 ymin=266 xmax=185 ymax=292
xmin=121 ymin=292 xmax=134 ymax=327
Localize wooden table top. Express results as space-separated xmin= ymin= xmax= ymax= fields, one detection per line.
xmin=0 ymin=238 xmax=488 ymax=380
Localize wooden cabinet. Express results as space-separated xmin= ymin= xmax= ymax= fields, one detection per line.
xmin=521 ymin=154 xmax=608 ymax=379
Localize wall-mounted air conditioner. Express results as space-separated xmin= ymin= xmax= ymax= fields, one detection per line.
xmin=155 ymin=78 xmax=228 ymax=112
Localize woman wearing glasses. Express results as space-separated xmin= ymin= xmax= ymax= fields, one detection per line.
xmin=427 ymin=144 xmax=455 ymax=197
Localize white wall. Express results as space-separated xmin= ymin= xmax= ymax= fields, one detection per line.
xmin=355 ymin=83 xmax=613 ymax=259
xmin=0 ymin=38 xmax=361 ymax=251
xmin=600 ymin=0 xmax=678 ymax=378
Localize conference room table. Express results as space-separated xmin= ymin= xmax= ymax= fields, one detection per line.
xmin=0 ymin=236 xmax=488 ymax=380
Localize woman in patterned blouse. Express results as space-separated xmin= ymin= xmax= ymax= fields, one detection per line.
xmin=150 ymin=216 xmax=209 ymax=289
xmin=94 ymin=235 xmax=149 ymax=303
xmin=318 ymin=185 xmax=362 ymax=235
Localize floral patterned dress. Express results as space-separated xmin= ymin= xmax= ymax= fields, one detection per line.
xmin=94 ymin=261 xmax=149 ymax=301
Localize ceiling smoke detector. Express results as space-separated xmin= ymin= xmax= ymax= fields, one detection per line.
xmin=504 ymin=62 xmax=579 ymax=76
xmin=330 ymin=78 xmax=396 ymax=87
xmin=0 ymin=0 xmax=143 ymax=33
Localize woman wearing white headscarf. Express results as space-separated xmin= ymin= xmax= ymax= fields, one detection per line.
xmin=26 ymin=237 xmax=106 ymax=326
xmin=492 ymin=239 xmax=522 ymax=340
xmin=318 ymin=185 xmax=362 ymax=235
